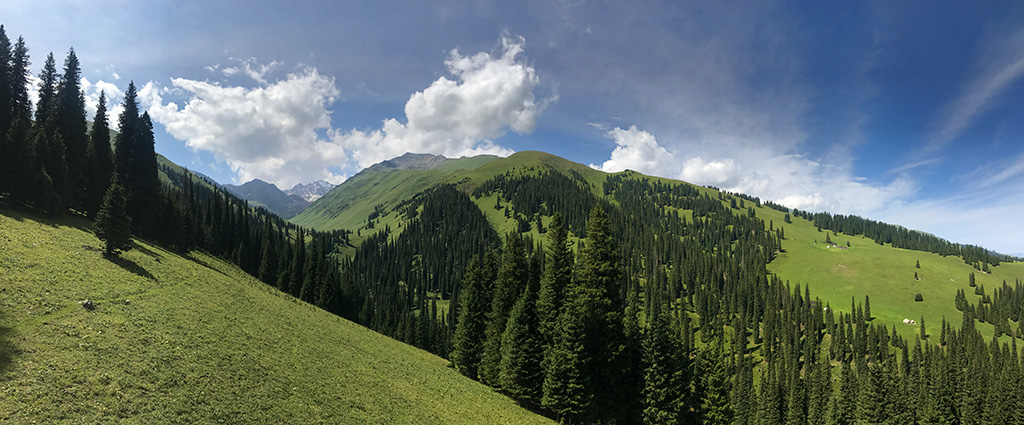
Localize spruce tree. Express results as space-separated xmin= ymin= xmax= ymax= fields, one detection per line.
xmin=758 ymin=366 xmax=782 ymax=425
xmin=94 ymin=176 xmax=132 ymax=256
xmin=498 ymin=277 xmax=544 ymax=406
xmin=480 ymin=231 xmax=528 ymax=387
xmin=537 ymin=212 xmax=571 ymax=349
xmin=574 ymin=205 xmax=627 ymax=421
xmin=831 ymin=360 xmax=856 ymax=425
xmin=33 ymin=54 xmax=70 ymax=211
xmin=0 ymin=26 xmax=12 ymax=136
xmin=85 ymin=91 xmax=113 ymax=217
xmin=451 ymin=253 xmax=495 ymax=379
xmin=289 ymin=230 xmax=306 ymax=297
xmin=11 ymin=37 xmax=31 ymax=123
xmin=855 ymin=364 xmax=886 ymax=424
xmin=642 ymin=310 xmax=684 ymax=424
xmin=113 ymin=83 xmax=160 ymax=236
xmin=4 ymin=118 xmax=36 ymax=205
xmin=257 ymin=219 xmax=279 ymax=284
xmin=55 ymin=48 xmax=90 ymax=212
xmin=542 ymin=289 xmax=593 ymax=423
xmin=697 ymin=343 xmax=733 ymax=425
xmin=731 ymin=355 xmax=754 ymax=425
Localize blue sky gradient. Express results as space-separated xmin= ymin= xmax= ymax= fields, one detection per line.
xmin=4 ymin=0 xmax=1024 ymax=254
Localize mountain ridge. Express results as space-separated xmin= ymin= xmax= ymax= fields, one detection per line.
xmin=223 ymin=179 xmax=309 ymax=219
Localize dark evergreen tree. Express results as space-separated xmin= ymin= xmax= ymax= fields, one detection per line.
xmin=33 ymin=53 xmax=70 ymax=211
xmin=498 ymin=275 xmax=544 ymax=406
xmin=451 ymin=252 xmax=496 ymax=379
xmin=697 ymin=343 xmax=733 ymax=424
xmin=289 ymin=230 xmax=306 ymax=297
xmin=85 ymin=91 xmax=113 ymax=217
xmin=10 ymin=36 xmax=31 ymax=123
xmin=537 ymin=213 xmax=571 ymax=349
xmin=55 ymin=48 xmax=90 ymax=212
xmin=830 ymin=360 xmax=856 ymax=425
xmin=4 ymin=118 xmax=36 ymax=205
xmin=113 ymin=83 xmax=160 ymax=236
xmin=642 ymin=310 xmax=685 ymax=424
xmin=480 ymin=231 xmax=529 ymax=387
xmin=542 ymin=286 xmax=593 ymax=423
xmin=94 ymin=176 xmax=132 ymax=256
xmin=0 ymin=26 xmax=11 ymax=136
xmin=575 ymin=206 xmax=629 ymax=421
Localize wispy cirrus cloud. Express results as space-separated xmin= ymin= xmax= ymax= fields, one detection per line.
xmin=925 ymin=29 xmax=1024 ymax=154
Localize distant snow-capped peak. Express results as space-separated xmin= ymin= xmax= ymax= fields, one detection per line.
xmin=286 ymin=180 xmax=335 ymax=202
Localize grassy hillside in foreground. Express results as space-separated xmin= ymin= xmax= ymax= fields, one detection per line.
xmin=0 ymin=210 xmax=551 ymax=424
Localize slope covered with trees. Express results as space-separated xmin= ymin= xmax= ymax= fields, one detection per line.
xmin=298 ymin=149 xmax=1024 ymax=424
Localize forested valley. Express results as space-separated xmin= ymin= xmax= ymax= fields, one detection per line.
xmin=3 ymin=27 xmax=1024 ymax=424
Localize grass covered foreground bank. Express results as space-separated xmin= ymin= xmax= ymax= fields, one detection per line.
xmin=0 ymin=210 xmax=550 ymax=424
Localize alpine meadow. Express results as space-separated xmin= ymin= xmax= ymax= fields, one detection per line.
xmin=4 ymin=3 xmax=1024 ymax=425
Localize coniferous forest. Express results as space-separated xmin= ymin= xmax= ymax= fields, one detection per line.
xmin=5 ymin=27 xmax=1024 ymax=424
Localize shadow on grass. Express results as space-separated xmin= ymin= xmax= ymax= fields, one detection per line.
xmin=186 ymin=254 xmax=229 ymax=278
xmin=0 ymin=311 xmax=16 ymax=375
xmin=1 ymin=207 xmax=94 ymax=233
xmin=107 ymin=253 xmax=157 ymax=281
xmin=136 ymin=241 xmax=165 ymax=261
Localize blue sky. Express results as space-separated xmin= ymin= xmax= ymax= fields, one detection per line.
xmin=5 ymin=1 xmax=1024 ymax=254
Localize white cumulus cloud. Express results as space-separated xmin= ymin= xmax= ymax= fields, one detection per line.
xmin=333 ymin=33 xmax=549 ymax=169
xmin=142 ymin=34 xmax=548 ymax=188
xmin=593 ymin=125 xmax=678 ymax=176
xmin=144 ymin=67 xmax=345 ymax=188
xmin=590 ymin=124 xmax=915 ymax=217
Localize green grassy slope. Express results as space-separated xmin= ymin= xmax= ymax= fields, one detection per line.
xmin=291 ymin=155 xmax=502 ymax=231
xmin=0 ymin=210 xmax=551 ymax=424
xmin=748 ymin=201 xmax=1024 ymax=343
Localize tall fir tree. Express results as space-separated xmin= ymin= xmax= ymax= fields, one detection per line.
xmin=542 ymin=286 xmax=594 ymax=424
xmin=479 ymin=232 xmax=529 ymax=387
xmin=55 ymin=48 xmax=90 ymax=212
xmin=4 ymin=117 xmax=36 ymax=204
xmin=697 ymin=342 xmax=733 ymax=425
xmin=113 ymin=83 xmax=160 ymax=236
xmin=10 ymin=36 xmax=31 ymax=123
xmin=642 ymin=310 xmax=686 ymax=424
xmin=0 ymin=25 xmax=12 ymax=137
xmin=451 ymin=253 xmax=495 ymax=379
xmin=33 ymin=53 xmax=70 ymax=211
xmin=94 ymin=176 xmax=132 ymax=256
xmin=288 ymin=230 xmax=306 ymax=297
xmin=574 ymin=205 xmax=629 ymax=421
xmin=85 ymin=90 xmax=113 ymax=217
xmin=498 ymin=275 xmax=544 ymax=406
xmin=537 ymin=212 xmax=571 ymax=349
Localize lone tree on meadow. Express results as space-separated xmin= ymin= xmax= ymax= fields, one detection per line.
xmin=94 ymin=177 xmax=132 ymax=256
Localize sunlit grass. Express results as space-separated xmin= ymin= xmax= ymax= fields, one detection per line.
xmin=0 ymin=210 xmax=550 ymax=424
